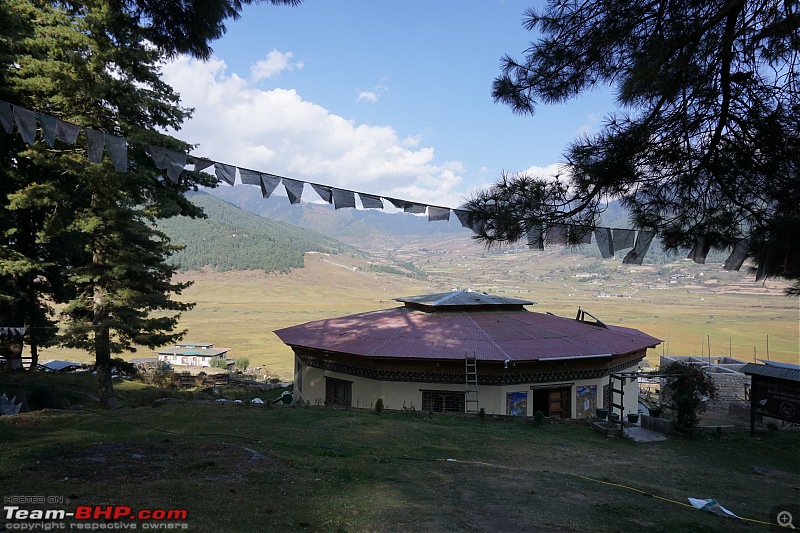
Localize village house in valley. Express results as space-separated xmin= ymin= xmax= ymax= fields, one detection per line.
xmin=157 ymin=342 xmax=232 ymax=368
xmin=275 ymin=290 xmax=660 ymax=417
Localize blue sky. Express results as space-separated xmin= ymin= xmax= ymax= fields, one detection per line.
xmin=162 ymin=0 xmax=617 ymax=208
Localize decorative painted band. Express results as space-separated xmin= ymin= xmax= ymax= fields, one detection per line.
xmin=297 ymin=354 xmax=644 ymax=386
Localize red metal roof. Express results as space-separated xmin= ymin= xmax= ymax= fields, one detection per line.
xmin=274 ymin=308 xmax=660 ymax=362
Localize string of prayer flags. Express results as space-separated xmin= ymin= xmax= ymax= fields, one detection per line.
xmin=0 ymin=100 xmax=751 ymax=270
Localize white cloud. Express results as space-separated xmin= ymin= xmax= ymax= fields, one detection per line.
xmin=161 ymin=56 xmax=464 ymax=208
xmin=521 ymin=163 xmax=565 ymax=180
xmin=576 ymin=112 xmax=601 ymax=136
xmin=250 ymin=50 xmax=303 ymax=81
xmin=356 ymin=78 xmax=387 ymax=103
xmin=357 ymin=91 xmax=378 ymax=103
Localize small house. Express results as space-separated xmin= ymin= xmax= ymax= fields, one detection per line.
xmin=275 ymin=290 xmax=660 ymax=417
xmin=156 ymin=342 xmax=232 ymax=368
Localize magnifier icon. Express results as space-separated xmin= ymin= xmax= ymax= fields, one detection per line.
xmin=778 ymin=511 xmax=796 ymax=529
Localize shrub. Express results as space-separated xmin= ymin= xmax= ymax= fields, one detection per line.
xmin=234 ymin=357 xmax=250 ymax=371
xmin=534 ymin=410 xmax=545 ymax=427
xmin=210 ymin=357 xmax=227 ymax=369
xmin=374 ymin=398 xmax=384 ymax=415
xmin=661 ymin=361 xmax=718 ymax=432
xmin=478 ymin=407 xmax=486 ymax=423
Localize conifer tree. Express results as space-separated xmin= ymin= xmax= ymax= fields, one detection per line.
xmin=0 ymin=0 xmax=299 ymax=405
xmin=467 ymin=0 xmax=799 ymax=292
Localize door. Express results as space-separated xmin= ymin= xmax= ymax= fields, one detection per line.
xmin=548 ymin=389 xmax=566 ymax=418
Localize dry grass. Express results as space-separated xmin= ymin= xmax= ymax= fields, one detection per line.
xmin=35 ymin=239 xmax=798 ymax=378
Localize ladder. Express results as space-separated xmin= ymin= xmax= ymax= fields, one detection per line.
xmin=465 ymin=355 xmax=479 ymax=414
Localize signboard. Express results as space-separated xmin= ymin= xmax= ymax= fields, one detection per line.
xmin=751 ymin=376 xmax=800 ymax=424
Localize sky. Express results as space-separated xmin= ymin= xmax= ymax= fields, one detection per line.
xmin=160 ymin=0 xmax=619 ymax=210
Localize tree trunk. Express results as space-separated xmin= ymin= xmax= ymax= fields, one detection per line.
xmin=92 ymin=192 xmax=118 ymax=409
xmin=94 ymin=295 xmax=118 ymax=409
xmin=29 ymin=341 xmax=38 ymax=372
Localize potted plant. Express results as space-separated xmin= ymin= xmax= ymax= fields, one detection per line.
xmin=596 ymin=407 xmax=608 ymax=420
xmin=608 ymin=412 xmax=620 ymax=423
xmin=649 ymin=405 xmax=662 ymax=418
xmin=627 ymin=412 xmax=640 ymax=424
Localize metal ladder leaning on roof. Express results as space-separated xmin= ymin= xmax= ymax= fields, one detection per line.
xmin=465 ymin=355 xmax=479 ymax=414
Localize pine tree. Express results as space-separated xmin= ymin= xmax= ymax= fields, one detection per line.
xmin=0 ymin=0 xmax=299 ymax=405
xmin=468 ymin=0 xmax=799 ymax=293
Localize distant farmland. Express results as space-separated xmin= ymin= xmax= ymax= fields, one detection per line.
xmin=36 ymin=235 xmax=798 ymax=379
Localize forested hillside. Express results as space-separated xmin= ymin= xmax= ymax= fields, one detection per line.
xmin=157 ymin=192 xmax=360 ymax=272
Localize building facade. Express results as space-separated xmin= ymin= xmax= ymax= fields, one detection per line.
xmin=156 ymin=342 xmax=232 ymax=368
xmin=275 ymin=291 xmax=660 ymax=418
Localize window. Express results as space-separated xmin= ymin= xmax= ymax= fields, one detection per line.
xmin=422 ymin=390 xmax=465 ymax=413
xmin=325 ymin=377 xmax=352 ymax=407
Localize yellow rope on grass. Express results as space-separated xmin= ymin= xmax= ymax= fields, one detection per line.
xmin=438 ymin=458 xmax=775 ymax=527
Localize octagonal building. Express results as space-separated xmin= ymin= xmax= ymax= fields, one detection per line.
xmin=274 ymin=290 xmax=660 ymax=418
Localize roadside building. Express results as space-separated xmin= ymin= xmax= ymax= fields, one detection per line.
xmin=156 ymin=342 xmax=232 ymax=368
xmin=274 ymin=290 xmax=660 ymax=417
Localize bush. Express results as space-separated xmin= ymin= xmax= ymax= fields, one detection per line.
xmin=234 ymin=357 xmax=250 ymax=371
xmin=661 ymin=361 xmax=718 ymax=432
xmin=534 ymin=410 xmax=545 ymax=427
xmin=210 ymin=357 xmax=227 ymax=369
xmin=374 ymin=397 xmax=384 ymax=415
xmin=478 ymin=407 xmax=486 ymax=423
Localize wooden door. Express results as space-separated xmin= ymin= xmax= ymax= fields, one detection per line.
xmin=548 ymin=390 xmax=565 ymax=418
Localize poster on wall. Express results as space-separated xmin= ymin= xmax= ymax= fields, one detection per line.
xmin=576 ymin=385 xmax=597 ymax=419
xmin=506 ymin=392 xmax=527 ymax=416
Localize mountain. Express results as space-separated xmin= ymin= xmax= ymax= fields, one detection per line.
xmin=156 ymin=191 xmax=360 ymax=273
xmin=207 ymin=184 xmax=472 ymax=250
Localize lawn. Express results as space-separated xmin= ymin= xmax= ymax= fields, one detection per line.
xmin=1 ymin=373 xmax=798 ymax=532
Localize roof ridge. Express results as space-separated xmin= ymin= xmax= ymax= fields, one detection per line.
xmin=462 ymin=311 xmax=510 ymax=361
xmin=431 ymin=289 xmax=469 ymax=306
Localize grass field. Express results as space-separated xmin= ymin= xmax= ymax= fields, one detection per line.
xmin=1 ymin=373 xmax=798 ymax=532
xmin=33 ymin=238 xmax=798 ymax=379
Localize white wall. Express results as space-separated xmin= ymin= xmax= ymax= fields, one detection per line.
xmin=295 ymin=355 xmax=640 ymax=417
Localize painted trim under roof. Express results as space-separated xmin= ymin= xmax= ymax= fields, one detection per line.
xmin=541 ymin=354 xmax=612 ymax=361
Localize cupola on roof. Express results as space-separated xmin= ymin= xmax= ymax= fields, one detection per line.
xmin=393 ymin=289 xmax=535 ymax=311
